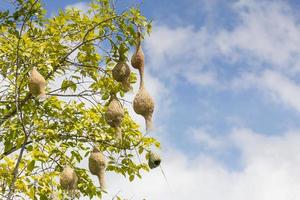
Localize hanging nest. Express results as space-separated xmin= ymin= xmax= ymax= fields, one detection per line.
xmin=131 ymin=36 xmax=145 ymax=71
xmin=105 ymin=96 xmax=124 ymax=139
xmin=28 ymin=67 xmax=46 ymax=99
xmin=133 ymin=85 xmax=155 ymax=132
xmin=112 ymin=61 xmax=132 ymax=92
xmin=88 ymin=147 xmax=106 ymax=190
xmin=60 ymin=166 xmax=78 ymax=191
xmin=148 ymin=152 xmax=161 ymax=169
xmin=131 ymin=32 xmax=154 ymax=131
xmin=112 ymin=61 xmax=130 ymax=83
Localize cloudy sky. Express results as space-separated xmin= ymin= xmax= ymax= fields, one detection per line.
xmin=9 ymin=0 xmax=300 ymax=199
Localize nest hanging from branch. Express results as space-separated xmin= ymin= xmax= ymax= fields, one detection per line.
xmin=131 ymin=32 xmax=155 ymax=132
xmin=148 ymin=152 xmax=161 ymax=169
xmin=133 ymin=84 xmax=155 ymax=132
xmin=88 ymin=147 xmax=106 ymax=190
xmin=131 ymin=32 xmax=145 ymax=71
xmin=28 ymin=67 xmax=46 ymax=99
xmin=112 ymin=61 xmax=132 ymax=92
xmin=60 ymin=166 xmax=78 ymax=191
xmin=105 ymin=96 xmax=124 ymax=139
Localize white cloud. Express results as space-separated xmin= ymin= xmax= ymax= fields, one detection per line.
xmin=144 ymin=0 xmax=300 ymax=117
xmin=216 ymin=0 xmax=300 ymax=72
xmin=191 ymin=127 xmax=228 ymax=150
xmin=184 ymin=70 xmax=218 ymax=86
xmin=144 ymin=25 xmax=220 ymax=87
xmin=231 ymin=70 xmax=300 ymax=113
xmin=124 ymin=1 xmax=300 ymax=197
xmin=260 ymin=70 xmax=300 ymax=112
xmin=98 ymin=127 xmax=300 ymax=200
xmin=145 ymin=0 xmax=300 ymax=88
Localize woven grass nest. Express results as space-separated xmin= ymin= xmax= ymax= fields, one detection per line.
xmin=148 ymin=152 xmax=161 ymax=169
xmin=60 ymin=166 xmax=78 ymax=190
xmin=105 ymin=96 xmax=124 ymax=139
xmin=88 ymin=147 xmax=106 ymax=190
xmin=112 ymin=61 xmax=132 ymax=92
xmin=133 ymin=84 xmax=154 ymax=132
xmin=28 ymin=67 xmax=46 ymax=99
xmin=131 ymin=33 xmax=145 ymax=71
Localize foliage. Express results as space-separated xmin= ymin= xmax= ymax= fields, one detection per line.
xmin=0 ymin=0 xmax=159 ymax=199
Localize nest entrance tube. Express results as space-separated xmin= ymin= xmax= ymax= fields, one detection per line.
xmin=145 ymin=114 xmax=153 ymax=132
xmin=154 ymin=160 xmax=161 ymax=166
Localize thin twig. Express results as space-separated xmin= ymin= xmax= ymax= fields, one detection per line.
xmin=7 ymin=1 xmax=39 ymax=198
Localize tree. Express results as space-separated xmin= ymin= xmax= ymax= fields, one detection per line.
xmin=0 ymin=0 xmax=159 ymax=199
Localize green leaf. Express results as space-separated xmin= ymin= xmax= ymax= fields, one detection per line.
xmin=102 ymin=93 xmax=109 ymax=100
xmin=40 ymin=194 xmax=48 ymax=200
xmin=129 ymin=175 xmax=134 ymax=182
xmin=27 ymin=160 xmax=35 ymax=172
xmin=61 ymin=80 xmax=76 ymax=92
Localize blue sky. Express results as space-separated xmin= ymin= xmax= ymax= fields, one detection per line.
xmin=4 ymin=0 xmax=300 ymax=199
